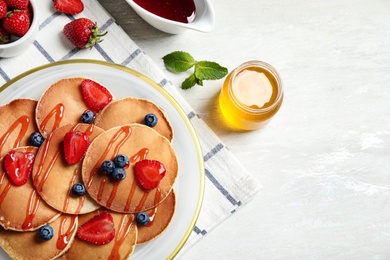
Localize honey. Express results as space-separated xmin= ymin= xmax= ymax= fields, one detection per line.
xmin=219 ymin=60 xmax=283 ymax=130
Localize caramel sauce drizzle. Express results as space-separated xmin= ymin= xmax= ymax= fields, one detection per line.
xmin=64 ymin=168 xmax=85 ymax=214
xmin=87 ymin=126 xmax=132 ymax=189
xmin=146 ymin=188 xmax=161 ymax=226
xmin=0 ymin=171 xmax=11 ymax=205
xmin=34 ymin=132 xmax=60 ymax=192
xmin=109 ymin=214 xmax=135 ymax=260
xmin=22 ymin=190 xmax=40 ymax=230
xmin=0 ymin=115 xmax=30 ymax=155
xmin=39 ymin=104 xmax=64 ymax=136
xmin=56 ymin=215 xmax=77 ymax=250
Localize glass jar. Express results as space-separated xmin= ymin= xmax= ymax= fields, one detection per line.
xmin=219 ymin=60 xmax=284 ymax=130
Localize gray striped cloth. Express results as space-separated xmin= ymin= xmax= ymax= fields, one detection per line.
xmin=0 ymin=0 xmax=261 ymax=257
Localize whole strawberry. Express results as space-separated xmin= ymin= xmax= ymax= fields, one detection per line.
xmin=63 ymin=18 xmax=106 ymax=49
xmin=0 ymin=24 xmax=10 ymax=44
xmin=0 ymin=0 xmax=7 ymax=19
xmin=2 ymin=9 xmax=30 ymax=37
xmin=4 ymin=0 xmax=28 ymax=10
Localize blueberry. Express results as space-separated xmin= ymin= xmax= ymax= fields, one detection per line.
xmin=111 ymin=167 xmax=126 ymax=181
xmin=72 ymin=183 xmax=86 ymax=196
xmin=100 ymin=160 xmax=115 ymax=175
xmin=81 ymin=110 xmax=95 ymax=124
xmin=136 ymin=212 xmax=150 ymax=226
xmin=39 ymin=225 xmax=54 ymax=240
xmin=113 ymin=154 xmax=129 ymax=168
xmin=144 ymin=113 xmax=158 ymax=127
xmin=29 ymin=132 xmax=45 ymax=147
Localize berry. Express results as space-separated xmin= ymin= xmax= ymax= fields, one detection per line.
xmin=4 ymin=150 xmax=35 ymax=186
xmin=113 ymin=154 xmax=129 ymax=168
xmin=100 ymin=160 xmax=115 ymax=175
xmin=29 ymin=131 xmax=45 ymax=147
xmin=134 ymin=159 xmax=166 ymax=190
xmin=2 ymin=9 xmax=30 ymax=37
xmin=63 ymin=18 xmax=106 ymax=49
xmin=81 ymin=110 xmax=95 ymax=124
xmin=80 ymin=79 xmax=112 ymax=113
xmin=110 ymin=167 xmax=126 ymax=181
xmin=72 ymin=183 xmax=86 ymax=196
xmin=54 ymin=0 xmax=83 ymax=15
xmin=144 ymin=113 xmax=158 ymax=127
xmin=135 ymin=212 xmax=150 ymax=226
xmin=0 ymin=24 xmax=10 ymax=44
xmin=39 ymin=225 xmax=54 ymax=241
xmin=63 ymin=131 xmax=90 ymax=165
xmin=4 ymin=0 xmax=28 ymax=9
xmin=0 ymin=0 xmax=7 ymax=20
xmin=77 ymin=212 xmax=115 ymax=245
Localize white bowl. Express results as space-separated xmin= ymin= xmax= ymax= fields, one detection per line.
xmin=126 ymin=0 xmax=215 ymax=34
xmin=0 ymin=0 xmax=39 ymax=58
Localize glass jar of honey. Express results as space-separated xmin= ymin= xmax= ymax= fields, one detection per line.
xmin=219 ymin=60 xmax=284 ymax=130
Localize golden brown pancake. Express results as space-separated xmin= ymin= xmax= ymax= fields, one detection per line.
xmin=94 ymin=97 xmax=174 ymax=142
xmin=82 ymin=124 xmax=178 ymax=213
xmin=61 ymin=208 xmax=137 ymax=260
xmin=35 ymin=77 xmax=114 ymax=138
xmin=32 ymin=124 xmax=103 ymax=215
xmin=0 ymin=146 xmax=61 ymax=231
xmin=0 ymin=214 xmax=78 ymax=260
xmin=0 ymin=98 xmax=38 ymax=158
xmin=136 ymin=189 xmax=176 ymax=244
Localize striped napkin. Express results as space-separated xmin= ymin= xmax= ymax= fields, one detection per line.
xmin=0 ymin=0 xmax=262 ymax=257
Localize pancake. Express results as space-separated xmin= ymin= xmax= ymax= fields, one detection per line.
xmin=0 ymin=214 xmax=78 ymax=260
xmin=94 ymin=97 xmax=174 ymax=142
xmin=35 ymin=77 xmax=114 ymax=138
xmin=61 ymin=209 xmax=137 ymax=260
xmin=32 ymin=124 xmax=103 ymax=215
xmin=82 ymin=124 xmax=178 ymax=213
xmin=0 ymin=146 xmax=61 ymax=231
xmin=0 ymin=98 xmax=38 ymax=158
xmin=136 ymin=189 xmax=176 ymax=244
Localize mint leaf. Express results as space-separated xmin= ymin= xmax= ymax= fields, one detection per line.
xmin=162 ymin=51 xmax=195 ymax=73
xmin=182 ymin=73 xmax=197 ymax=89
xmin=162 ymin=51 xmax=229 ymax=90
xmin=195 ymin=61 xmax=228 ymax=80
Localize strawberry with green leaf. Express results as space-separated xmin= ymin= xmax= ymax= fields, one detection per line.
xmin=163 ymin=51 xmax=228 ymax=89
xmin=2 ymin=9 xmax=30 ymax=37
xmin=63 ymin=18 xmax=107 ymax=49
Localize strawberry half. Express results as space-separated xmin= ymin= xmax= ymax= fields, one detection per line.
xmin=4 ymin=150 xmax=35 ymax=186
xmin=63 ymin=131 xmax=90 ymax=165
xmin=77 ymin=212 xmax=115 ymax=245
xmin=54 ymin=0 xmax=84 ymax=15
xmin=81 ymin=79 xmax=113 ymax=113
xmin=134 ymin=159 xmax=166 ymax=190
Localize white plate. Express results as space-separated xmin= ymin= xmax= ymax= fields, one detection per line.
xmin=0 ymin=59 xmax=204 ymax=259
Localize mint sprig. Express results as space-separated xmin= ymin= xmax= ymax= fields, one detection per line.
xmin=163 ymin=51 xmax=228 ymax=90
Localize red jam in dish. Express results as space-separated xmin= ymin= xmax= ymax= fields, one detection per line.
xmin=134 ymin=0 xmax=196 ymax=23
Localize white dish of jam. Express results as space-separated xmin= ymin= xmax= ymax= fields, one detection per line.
xmin=0 ymin=60 xmax=204 ymax=260
xmin=126 ymin=0 xmax=215 ymax=34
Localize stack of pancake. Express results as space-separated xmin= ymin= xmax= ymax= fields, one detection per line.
xmin=0 ymin=77 xmax=178 ymax=259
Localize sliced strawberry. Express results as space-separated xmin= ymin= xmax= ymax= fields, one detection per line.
xmin=81 ymin=79 xmax=113 ymax=113
xmin=77 ymin=212 xmax=115 ymax=245
xmin=4 ymin=150 xmax=35 ymax=186
xmin=63 ymin=131 xmax=90 ymax=165
xmin=54 ymin=0 xmax=84 ymax=15
xmin=134 ymin=159 xmax=166 ymax=190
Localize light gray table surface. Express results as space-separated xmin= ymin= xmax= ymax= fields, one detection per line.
xmin=98 ymin=0 xmax=390 ymax=259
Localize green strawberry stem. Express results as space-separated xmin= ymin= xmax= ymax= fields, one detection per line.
xmin=86 ymin=23 xmax=107 ymax=49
